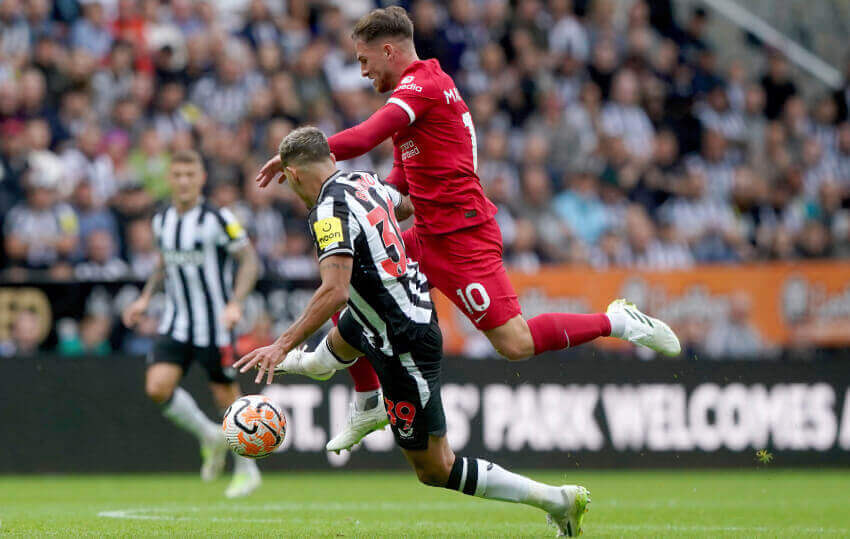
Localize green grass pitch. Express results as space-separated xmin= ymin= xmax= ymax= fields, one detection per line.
xmin=1 ymin=469 xmax=847 ymax=537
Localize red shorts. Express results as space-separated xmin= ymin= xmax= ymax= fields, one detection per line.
xmin=402 ymin=218 xmax=521 ymax=331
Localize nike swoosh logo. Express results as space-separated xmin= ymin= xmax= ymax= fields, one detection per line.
xmin=474 ymin=313 xmax=487 ymax=323
xmin=564 ymin=330 xmax=571 ymax=348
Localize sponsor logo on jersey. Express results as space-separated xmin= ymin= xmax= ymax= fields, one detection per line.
xmin=395 ymin=79 xmax=423 ymax=92
xmin=314 ymin=217 xmax=344 ymax=249
xmin=162 ymin=249 xmax=206 ymax=266
xmin=400 ymin=139 xmax=421 ymax=160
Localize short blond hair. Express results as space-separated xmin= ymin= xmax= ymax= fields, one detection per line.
xmin=170 ymin=149 xmax=203 ymax=168
xmin=278 ymin=126 xmax=331 ymax=167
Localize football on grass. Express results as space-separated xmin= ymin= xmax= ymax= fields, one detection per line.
xmin=222 ymin=395 xmax=286 ymax=458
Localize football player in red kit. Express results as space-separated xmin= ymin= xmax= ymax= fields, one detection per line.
xmin=256 ymin=6 xmax=680 ymax=452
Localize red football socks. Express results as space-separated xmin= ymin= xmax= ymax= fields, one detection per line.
xmin=347 ymin=356 xmax=381 ymax=391
xmin=527 ymin=313 xmax=612 ymax=355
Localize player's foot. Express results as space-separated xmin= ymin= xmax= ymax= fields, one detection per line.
xmin=225 ymin=466 xmax=262 ymax=498
xmin=326 ymin=400 xmax=389 ymax=453
xmin=274 ymin=346 xmax=335 ymax=381
xmin=607 ymin=298 xmax=681 ymax=356
xmin=200 ymin=435 xmax=228 ymax=482
xmin=546 ymin=485 xmax=590 ymax=537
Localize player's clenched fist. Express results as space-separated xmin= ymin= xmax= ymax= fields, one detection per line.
xmin=234 ymin=341 xmax=288 ymax=384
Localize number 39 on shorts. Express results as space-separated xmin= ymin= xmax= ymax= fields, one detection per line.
xmin=456 ymin=282 xmax=490 ymax=314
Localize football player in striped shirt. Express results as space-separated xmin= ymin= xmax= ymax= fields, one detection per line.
xmin=122 ymin=150 xmax=262 ymax=498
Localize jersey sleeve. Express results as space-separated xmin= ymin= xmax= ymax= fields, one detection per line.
xmin=214 ymin=207 xmax=250 ymax=253
xmin=384 ymin=144 xmax=408 ymax=195
xmin=386 ymin=73 xmax=439 ymax=125
xmin=308 ymin=196 xmax=360 ymax=261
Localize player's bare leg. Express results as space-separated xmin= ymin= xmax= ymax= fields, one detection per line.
xmin=402 ymin=435 xmax=590 ymax=537
xmin=210 ymin=381 xmax=261 ymax=498
xmin=145 ymin=363 xmax=226 ymax=482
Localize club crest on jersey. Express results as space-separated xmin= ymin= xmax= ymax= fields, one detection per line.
xmin=314 ymin=217 xmax=344 ymax=249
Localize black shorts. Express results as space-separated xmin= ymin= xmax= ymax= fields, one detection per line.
xmin=338 ymin=312 xmax=445 ymax=451
xmin=148 ymin=336 xmax=237 ymax=384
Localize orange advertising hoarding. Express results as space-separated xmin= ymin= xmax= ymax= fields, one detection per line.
xmin=433 ymin=261 xmax=850 ymax=354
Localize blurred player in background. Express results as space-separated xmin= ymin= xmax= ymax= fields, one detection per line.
xmin=122 ymin=150 xmax=262 ymax=498
xmin=255 ymin=7 xmax=681 ymax=452
xmin=238 ymin=127 xmax=591 ymax=537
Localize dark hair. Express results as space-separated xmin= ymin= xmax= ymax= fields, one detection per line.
xmin=351 ymin=6 xmax=414 ymax=43
xmin=278 ymin=126 xmax=331 ymax=167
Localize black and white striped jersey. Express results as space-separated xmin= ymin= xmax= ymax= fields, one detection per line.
xmin=308 ymin=170 xmax=433 ymax=354
xmin=153 ymin=200 xmax=249 ymax=347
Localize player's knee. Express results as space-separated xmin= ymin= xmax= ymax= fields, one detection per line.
xmin=411 ymin=450 xmax=454 ymax=487
xmin=494 ymin=337 xmax=534 ymax=361
xmin=413 ymin=460 xmax=451 ymax=487
xmin=145 ymin=376 xmax=175 ymax=404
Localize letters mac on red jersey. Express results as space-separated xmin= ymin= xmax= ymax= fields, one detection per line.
xmin=386 ymin=59 xmax=497 ymax=235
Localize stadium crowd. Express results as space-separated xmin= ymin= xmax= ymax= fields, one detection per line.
xmin=1 ymin=0 xmax=849 ymax=358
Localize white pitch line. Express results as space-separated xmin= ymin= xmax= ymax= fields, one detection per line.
xmin=97 ymin=501 xmax=483 ymax=521
xmin=98 ymin=506 xmax=850 ymax=535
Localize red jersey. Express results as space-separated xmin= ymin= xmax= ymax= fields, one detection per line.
xmin=386 ymin=59 xmax=497 ymax=235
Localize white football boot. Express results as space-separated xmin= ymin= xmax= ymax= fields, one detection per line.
xmin=546 ymin=485 xmax=590 ymax=537
xmin=326 ymin=400 xmax=389 ymax=453
xmin=199 ymin=435 xmax=228 ymax=482
xmin=225 ymin=463 xmax=262 ymax=498
xmin=606 ymin=298 xmax=681 ymax=356
xmin=274 ymin=346 xmax=335 ymax=381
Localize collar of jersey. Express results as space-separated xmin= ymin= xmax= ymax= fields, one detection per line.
xmin=316 ymin=170 xmax=343 ymax=204
xmin=174 ymin=196 xmax=205 ymax=216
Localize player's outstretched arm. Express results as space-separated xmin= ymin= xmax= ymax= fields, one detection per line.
xmin=328 ymin=103 xmax=409 ymax=161
xmin=222 ymin=242 xmax=260 ymax=330
xmin=255 ymin=105 xmax=409 ymax=188
xmin=234 ymin=255 xmax=353 ymax=384
xmin=122 ymin=255 xmax=164 ymax=328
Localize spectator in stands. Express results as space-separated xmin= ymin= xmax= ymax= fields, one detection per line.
xmin=74 ymin=229 xmax=129 ymax=281
xmin=71 ymin=177 xmax=120 ymax=258
xmin=760 ymin=52 xmax=797 ymax=120
xmin=4 ymin=154 xmax=77 ymax=274
xmin=129 ymin=127 xmax=170 ymax=200
xmin=234 ymin=175 xmax=287 ymax=269
xmin=191 ymin=41 xmax=261 ymax=126
xmin=92 ymin=41 xmax=135 ymax=119
xmin=704 ymin=293 xmax=770 ymax=359
xmin=553 ymin=170 xmax=609 ymax=246
xmin=0 ymin=310 xmax=43 ymax=358
xmin=70 ymin=0 xmax=113 ymax=60
xmin=125 ymin=217 xmax=158 ymax=279
xmin=57 ymin=313 xmax=112 ymax=356
xmin=601 ymin=69 xmax=655 ymax=162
